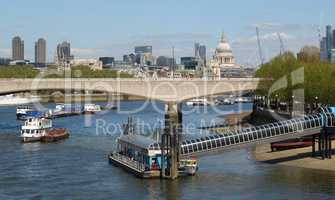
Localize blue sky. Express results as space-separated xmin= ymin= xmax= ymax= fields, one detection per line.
xmin=0 ymin=0 xmax=334 ymax=66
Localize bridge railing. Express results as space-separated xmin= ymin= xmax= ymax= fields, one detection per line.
xmin=180 ymin=113 xmax=328 ymax=156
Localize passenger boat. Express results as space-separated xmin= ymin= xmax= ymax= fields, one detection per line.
xmin=108 ymin=133 xmax=199 ymax=178
xmin=186 ymin=98 xmax=210 ymax=106
xmin=46 ymin=104 xmax=83 ymax=118
xmin=83 ymin=104 xmax=101 ymax=114
xmin=20 ymin=117 xmax=69 ymax=143
xmin=16 ymin=105 xmax=35 ymax=120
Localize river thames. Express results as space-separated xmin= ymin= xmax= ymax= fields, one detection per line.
xmin=0 ymin=102 xmax=335 ymax=200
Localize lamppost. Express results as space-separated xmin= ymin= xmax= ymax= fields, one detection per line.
xmin=275 ymin=94 xmax=279 ymax=110
xmin=291 ymin=95 xmax=295 ymax=115
xmin=314 ymin=96 xmax=319 ymax=111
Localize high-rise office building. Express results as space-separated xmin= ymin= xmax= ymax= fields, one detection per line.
xmin=99 ymin=57 xmax=115 ymax=68
xmin=12 ymin=36 xmax=24 ymax=60
xmin=326 ymin=25 xmax=333 ymax=59
xmin=35 ymin=38 xmax=46 ymax=66
xmin=199 ymin=45 xmax=206 ymax=62
xmin=123 ymin=53 xmax=136 ymax=65
xmin=135 ymin=46 xmax=152 ymax=54
xmin=194 ymin=42 xmax=207 ymax=67
xmin=134 ymin=46 xmax=153 ymax=66
xmin=55 ymin=41 xmax=73 ymax=65
xmin=194 ymin=43 xmax=200 ymax=58
xmin=320 ymin=25 xmax=335 ymax=63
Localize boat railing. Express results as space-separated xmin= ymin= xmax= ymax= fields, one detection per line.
xmin=112 ymin=153 xmax=146 ymax=172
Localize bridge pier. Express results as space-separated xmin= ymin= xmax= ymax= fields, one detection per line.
xmin=312 ymin=127 xmax=334 ymax=160
xmin=161 ymin=102 xmax=182 ymax=180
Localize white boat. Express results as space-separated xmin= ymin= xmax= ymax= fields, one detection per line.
xmin=16 ymin=105 xmax=35 ymax=120
xmin=186 ymin=98 xmax=210 ymax=106
xmin=83 ymin=104 xmax=101 ymax=114
xmin=0 ymin=94 xmax=40 ymax=106
xmin=179 ymin=159 xmax=198 ymax=175
xmin=21 ymin=118 xmax=52 ymax=143
xmin=223 ymin=98 xmax=235 ymax=105
xmin=235 ymin=97 xmax=252 ymax=103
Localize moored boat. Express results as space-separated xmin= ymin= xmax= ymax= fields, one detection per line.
xmin=109 ymin=133 xmax=198 ymax=178
xmin=41 ymin=128 xmax=69 ymax=143
xmin=178 ymin=159 xmax=198 ymax=176
xmin=21 ymin=117 xmax=52 ymax=143
xmin=186 ymin=98 xmax=211 ymax=106
xmin=16 ymin=105 xmax=35 ymax=120
xmin=83 ymin=104 xmax=101 ymax=114
xmin=20 ymin=117 xmax=69 ymax=143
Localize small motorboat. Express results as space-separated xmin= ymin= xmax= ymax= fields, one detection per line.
xmin=186 ymin=98 xmax=210 ymax=106
xmin=83 ymin=104 xmax=102 ymax=114
xmin=178 ymin=159 xmax=198 ymax=175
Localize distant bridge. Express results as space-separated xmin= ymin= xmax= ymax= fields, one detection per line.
xmin=0 ymin=78 xmax=260 ymax=102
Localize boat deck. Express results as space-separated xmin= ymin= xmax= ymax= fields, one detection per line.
xmin=108 ymin=153 xmax=160 ymax=178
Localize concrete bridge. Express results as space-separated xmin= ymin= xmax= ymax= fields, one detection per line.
xmin=0 ymin=77 xmax=260 ymax=179
xmin=0 ymin=78 xmax=260 ymax=102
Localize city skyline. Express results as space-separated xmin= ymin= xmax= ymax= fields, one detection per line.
xmin=0 ymin=0 xmax=335 ymax=66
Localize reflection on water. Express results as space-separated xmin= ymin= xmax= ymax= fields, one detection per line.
xmin=0 ymin=102 xmax=335 ymax=199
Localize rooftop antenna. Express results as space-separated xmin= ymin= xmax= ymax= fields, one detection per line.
xmin=256 ymin=26 xmax=265 ymax=66
xmin=318 ymin=12 xmax=324 ymax=43
xmin=277 ymin=32 xmax=285 ymax=55
xmin=172 ymin=45 xmax=175 ymax=78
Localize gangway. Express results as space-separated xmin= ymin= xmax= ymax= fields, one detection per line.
xmin=180 ymin=107 xmax=335 ymax=157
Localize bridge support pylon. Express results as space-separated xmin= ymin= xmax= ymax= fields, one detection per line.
xmin=161 ymin=102 xmax=182 ymax=180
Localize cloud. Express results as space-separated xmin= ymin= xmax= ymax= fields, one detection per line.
xmin=232 ymin=32 xmax=295 ymax=46
xmin=246 ymin=23 xmax=305 ymax=32
xmin=131 ymin=33 xmax=213 ymax=41
xmin=71 ymin=48 xmax=102 ymax=58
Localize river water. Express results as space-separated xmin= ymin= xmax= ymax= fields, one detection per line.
xmin=0 ymin=102 xmax=335 ymax=200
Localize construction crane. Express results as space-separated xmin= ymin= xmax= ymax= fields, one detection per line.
xmin=256 ymin=26 xmax=265 ymax=66
xmin=277 ymin=32 xmax=285 ymax=55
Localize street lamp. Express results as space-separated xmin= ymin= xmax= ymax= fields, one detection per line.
xmin=290 ymin=95 xmax=295 ymax=114
xmin=275 ymin=94 xmax=279 ymax=110
xmin=314 ymin=96 xmax=319 ymax=110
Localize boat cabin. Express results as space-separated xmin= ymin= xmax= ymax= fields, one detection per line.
xmin=22 ymin=118 xmax=52 ymax=130
xmin=116 ymin=134 xmax=162 ymax=171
